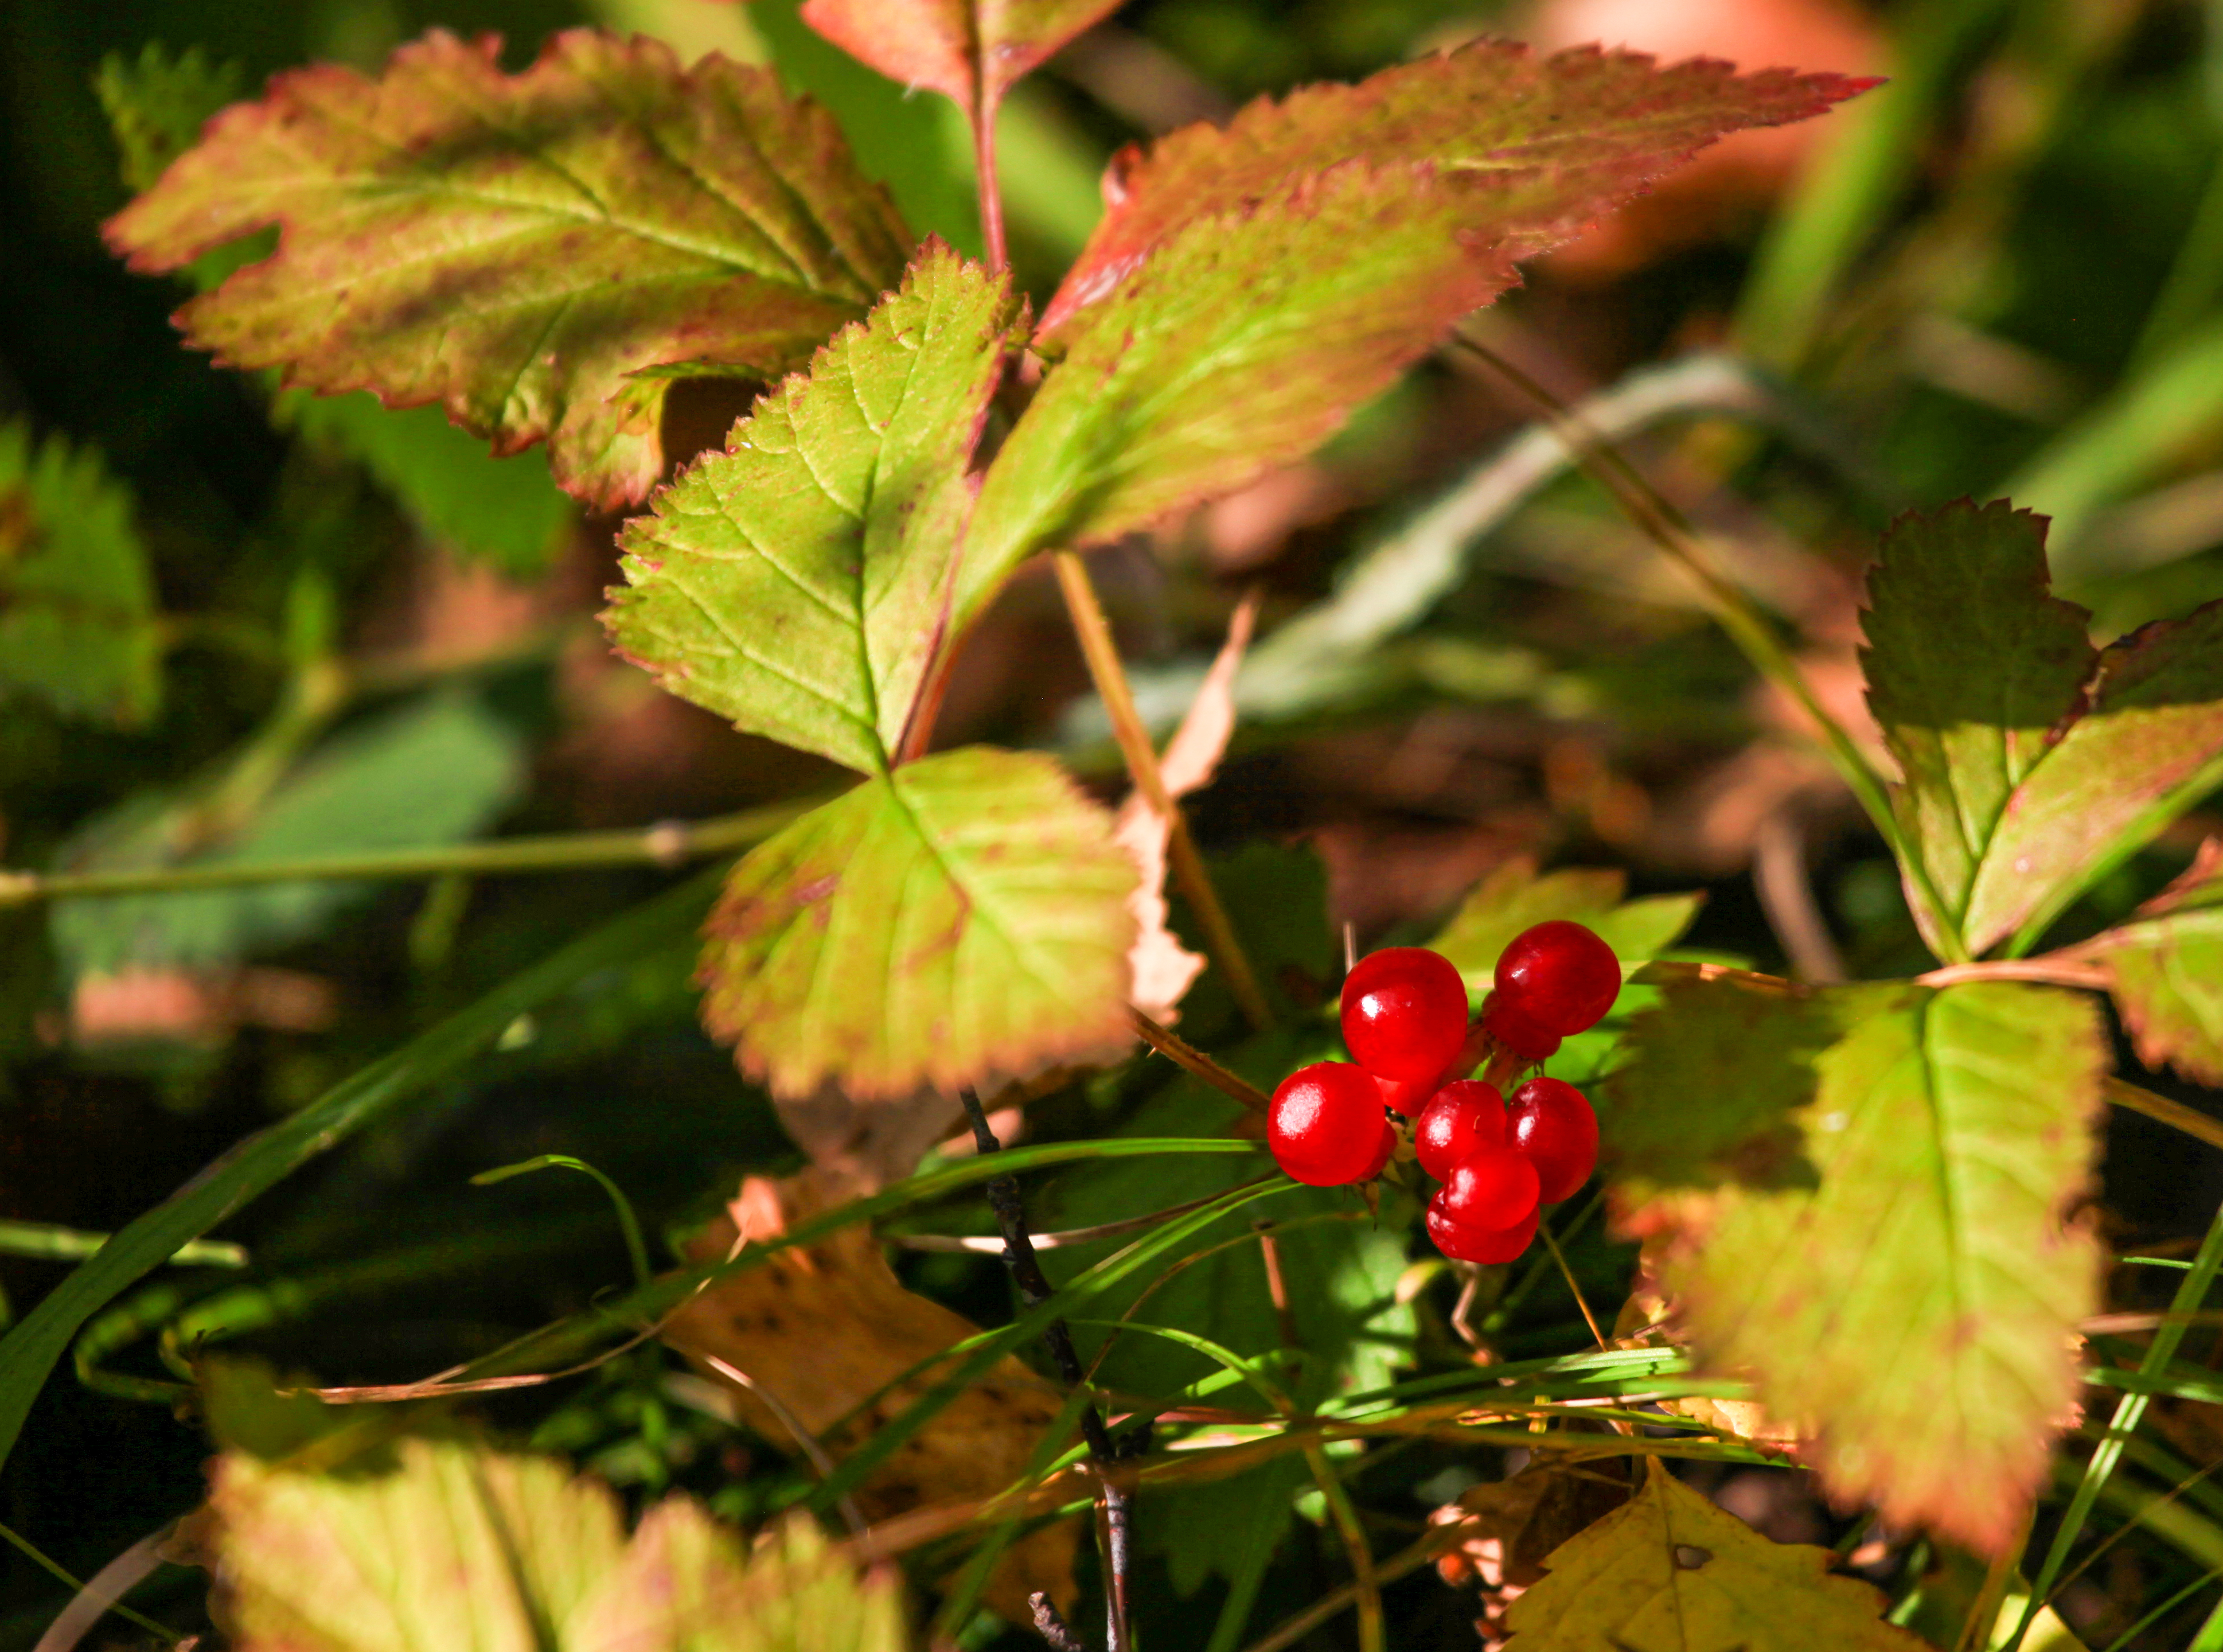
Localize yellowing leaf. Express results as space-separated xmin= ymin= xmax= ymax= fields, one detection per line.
xmin=205 ymin=1436 xmax=900 ymax=1652
xmin=0 ymin=422 xmax=161 ymax=728
xmin=701 ymin=745 xmax=1136 ymax=1099
xmin=2086 ymin=837 xmax=2223 ymax=1085
xmin=1605 ymin=979 xmax=2105 ymax=1553
xmin=1503 ymin=1460 xmax=1927 ymax=1649
xmin=1862 ymin=499 xmax=2223 ymax=956
xmin=1118 ymin=594 xmax=1257 ymax=1021
xmin=104 ymin=29 xmax=911 ymax=511
xmin=604 ymin=244 xmax=1017 ymax=774
xmin=957 ymin=45 xmax=1867 ymax=623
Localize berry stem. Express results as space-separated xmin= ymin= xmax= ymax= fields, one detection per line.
xmin=1054 ymin=551 xmax=1274 ymax=1030
xmin=1128 ymin=1006 xmax=1272 ymax=1115
xmin=957 ymin=1086 xmax=1133 ymax=1652
xmin=1539 ymin=1219 xmax=1609 ymax=1353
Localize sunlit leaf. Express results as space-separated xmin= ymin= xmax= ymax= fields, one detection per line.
xmin=1427 ymin=858 xmax=1702 ymax=995
xmin=604 ymin=244 xmax=1017 ymax=773
xmin=798 ymin=0 xmax=1120 ymax=127
xmin=52 ymin=694 xmax=525 ymax=980
xmin=206 ymin=1434 xmax=902 ymax=1652
xmin=955 ymin=46 xmax=1868 ymax=624
xmin=94 ymin=42 xmax=241 ymax=194
xmin=1862 ymin=498 xmax=2223 ymax=956
xmin=700 ymin=745 xmax=1135 ymax=1098
xmin=104 ymin=29 xmax=911 ymax=511
xmin=1604 ymin=977 xmax=2104 ymax=1553
xmin=0 ymin=422 xmax=161 ymax=729
xmin=1503 ymin=1459 xmax=1927 ymax=1649
xmin=2087 ymin=837 xmax=2223 ymax=1085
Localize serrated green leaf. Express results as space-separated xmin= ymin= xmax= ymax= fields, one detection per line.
xmin=700 ymin=745 xmax=1134 ymax=1098
xmin=208 ymin=1435 xmax=900 ymax=1652
xmin=1426 ymin=858 xmax=1702 ymax=995
xmin=103 ymin=29 xmax=911 ymax=512
xmin=604 ymin=245 xmax=1016 ymax=774
xmin=93 ymin=42 xmax=241 ymax=194
xmin=2088 ymin=838 xmax=2223 ymax=1086
xmin=953 ymin=46 xmax=1867 ymax=625
xmin=0 ymin=422 xmax=161 ymax=729
xmin=283 ymin=394 xmax=574 ymax=576
xmin=1503 ymin=1460 xmax=1926 ymax=1649
xmin=53 ymin=694 xmax=525 ymax=980
xmin=1604 ymin=978 xmax=2104 ymax=1552
xmin=1861 ymin=499 xmax=2223 ymax=956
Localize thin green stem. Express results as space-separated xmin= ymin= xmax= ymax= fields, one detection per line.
xmin=2008 ymin=1195 xmax=2223 ymax=1648
xmin=0 ymin=800 xmax=808 ymax=908
xmin=1455 ymin=338 xmax=1965 ymax=962
xmin=1306 ymin=1443 xmax=1386 ymax=1652
xmin=0 ymin=1220 xmax=244 ymax=1269
xmin=470 ymin=1155 xmax=652 ymax=1291
xmin=0 ymin=1519 xmax=177 ymax=1643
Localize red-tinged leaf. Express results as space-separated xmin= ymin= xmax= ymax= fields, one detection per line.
xmin=1604 ymin=977 xmax=2105 ymax=1553
xmin=602 ymin=244 xmax=1019 ymax=775
xmin=797 ymin=0 xmax=1120 ymax=116
xmin=1042 ymin=41 xmax=1875 ymax=335
xmin=700 ymin=746 xmax=1136 ymax=1100
xmin=103 ymin=29 xmax=910 ymax=512
xmin=2086 ymin=838 xmax=2223 ymax=1085
xmin=1862 ymin=500 xmax=2223 ymax=956
xmin=955 ymin=46 xmax=1868 ymax=623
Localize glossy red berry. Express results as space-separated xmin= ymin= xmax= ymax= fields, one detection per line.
xmin=1340 ymin=947 xmax=1469 ymax=1082
xmin=1481 ymin=993 xmax=1561 ymax=1063
xmin=1414 ymin=1081 xmax=1508 ymax=1182
xmin=1269 ymin=1062 xmax=1388 ymax=1186
xmin=1358 ymin=1120 xmax=1397 ymax=1180
xmin=1437 ymin=1146 xmax=1540 ymax=1233
xmin=1375 ymin=1067 xmax=1444 ymax=1118
xmin=1493 ymin=921 xmax=1621 ymax=1035
xmin=1426 ymin=1197 xmax=1539 ymax=1265
xmin=1507 ymin=1077 xmax=1600 ymax=1202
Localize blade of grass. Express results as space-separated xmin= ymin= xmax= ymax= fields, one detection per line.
xmin=471 ymin=1154 xmax=652 ymax=1290
xmin=0 ymin=1522 xmax=174 ymax=1644
xmin=2007 ymin=1194 xmax=2223 ymax=1648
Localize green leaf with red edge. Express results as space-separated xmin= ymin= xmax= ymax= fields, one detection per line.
xmin=701 ymin=745 xmax=1136 ymax=1100
xmin=602 ymin=244 xmax=1017 ymax=776
xmin=1602 ymin=976 xmax=2104 ymax=1554
xmin=2086 ymin=838 xmax=2223 ymax=1086
xmin=797 ymin=0 xmax=1120 ymax=122
xmin=102 ymin=28 xmax=911 ymax=513
xmin=1504 ymin=1460 xmax=1926 ymax=1650
xmin=954 ymin=45 xmax=1869 ymax=625
xmin=1861 ymin=498 xmax=2223 ymax=957
xmin=1426 ymin=856 xmax=1702 ymax=995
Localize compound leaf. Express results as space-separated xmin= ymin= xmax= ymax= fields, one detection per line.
xmin=1604 ymin=977 xmax=2104 ymax=1553
xmin=604 ymin=244 xmax=1016 ymax=774
xmin=700 ymin=745 xmax=1135 ymax=1099
xmin=1862 ymin=498 xmax=2223 ymax=957
xmin=53 ymin=694 xmax=525 ymax=981
xmin=798 ymin=0 xmax=1121 ymax=123
xmin=1503 ymin=1460 xmax=1926 ymax=1649
xmin=955 ymin=46 xmax=1869 ymax=624
xmin=207 ymin=1435 xmax=900 ymax=1652
xmin=0 ymin=422 xmax=161 ymax=728
xmin=2088 ymin=838 xmax=2223 ymax=1085
xmin=104 ymin=29 xmax=911 ymax=511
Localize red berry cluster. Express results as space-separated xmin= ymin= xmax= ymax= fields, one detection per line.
xmin=1263 ymin=922 xmax=1619 ymax=1267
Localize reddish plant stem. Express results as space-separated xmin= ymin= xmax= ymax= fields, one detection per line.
xmin=957 ymin=1087 xmax=1132 ymax=1652
xmin=974 ymin=95 xmax=1008 ymax=272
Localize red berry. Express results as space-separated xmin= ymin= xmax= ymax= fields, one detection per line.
xmin=1269 ymin=1062 xmax=1388 ymax=1186
xmin=1414 ymin=1080 xmax=1507 ymax=1182
xmin=1359 ymin=1120 xmax=1397 ymax=1180
xmin=1437 ymin=1146 xmax=1539 ymax=1232
xmin=1481 ymin=993 xmax=1561 ymax=1063
xmin=1507 ymin=1077 xmax=1599 ymax=1202
xmin=1426 ymin=1197 xmax=1539 ymax=1264
xmin=1340 ymin=947 xmax=1469 ymax=1082
xmin=1494 ymin=921 xmax=1620 ymax=1035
